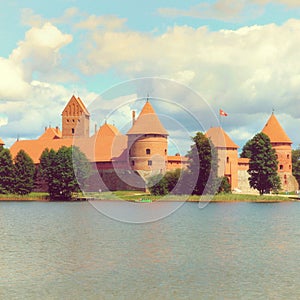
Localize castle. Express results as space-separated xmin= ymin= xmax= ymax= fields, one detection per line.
xmin=10 ymin=95 xmax=187 ymax=191
xmin=8 ymin=95 xmax=298 ymax=193
xmin=206 ymin=113 xmax=298 ymax=193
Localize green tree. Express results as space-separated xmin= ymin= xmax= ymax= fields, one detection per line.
xmin=39 ymin=148 xmax=57 ymax=196
xmin=39 ymin=146 xmax=90 ymax=200
xmin=217 ymin=176 xmax=231 ymax=194
xmin=148 ymin=169 xmax=182 ymax=196
xmin=246 ymin=132 xmax=281 ymax=195
xmin=0 ymin=146 xmax=15 ymax=194
xmin=240 ymin=139 xmax=252 ymax=158
xmin=292 ymin=148 xmax=300 ymax=187
xmin=186 ymin=132 xmax=218 ymax=195
xmin=148 ymin=174 xmax=168 ymax=196
xmin=14 ymin=150 xmax=35 ymax=195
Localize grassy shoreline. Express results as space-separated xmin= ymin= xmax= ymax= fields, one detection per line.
xmin=0 ymin=191 xmax=296 ymax=203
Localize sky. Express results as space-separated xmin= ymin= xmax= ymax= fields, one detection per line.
xmin=1 ymin=0 xmax=300 ymax=154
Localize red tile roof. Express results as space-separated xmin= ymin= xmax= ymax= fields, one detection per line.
xmin=238 ymin=157 xmax=250 ymax=164
xmin=10 ymin=122 xmax=128 ymax=164
xmin=127 ymin=101 xmax=168 ymax=136
xmin=38 ymin=127 xmax=62 ymax=140
xmin=261 ymin=113 xmax=292 ymax=144
xmin=10 ymin=138 xmax=73 ymax=164
xmin=206 ymin=127 xmax=239 ymax=149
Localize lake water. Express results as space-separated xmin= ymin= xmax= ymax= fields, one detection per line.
xmin=1 ymin=201 xmax=300 ymax=299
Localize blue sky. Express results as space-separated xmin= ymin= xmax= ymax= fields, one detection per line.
xmin=1 ymin=0 xmax=300 ymax=153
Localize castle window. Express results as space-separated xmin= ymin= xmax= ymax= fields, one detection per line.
xmin=165 ymin=149 xmax=167 ymax=155
xmin=132 ymin=160 xmax=135 ymax=166
xmin=148 ymin=160 xmax=152 ymax=166
xmin=67 ymin=119 xmax=69 ymax=123
xmin=289 ymin=165 xmax=291 ymax=170
xmin=279 ymin=165 xmax=283 ymax=170
xmin=287 ymin=154 xmax=290 ymax=159
xmin=226 ymin=157 xmax=229 ymax=163
xmin=146 ymin=148 xmax=151 ymax=155
xmin=72 ymin=119 xmax=75 ymax=123
xmin=72 ymin=128 xmax=75 ymax=134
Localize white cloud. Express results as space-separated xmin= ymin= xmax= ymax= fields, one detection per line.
xmin=158 ymin=0 xmax=300 ymax=22
xmin=158 ymin=0 xmax=262 ymax=22
xmin=252 ymin=0 xmax=300 ymax=7
xmin=78 ymin=19 xmax=300 ymax=119
xmin=75 ymin=15 xmax=127 ymax=31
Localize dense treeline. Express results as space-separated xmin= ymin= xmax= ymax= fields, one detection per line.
xmin=39 ymin=146 xmax=91 ymax=200
xmin=0 ymin=145 xmax=90 ymax=199
xmin=0 ymin=146 xmax=35 ymax=195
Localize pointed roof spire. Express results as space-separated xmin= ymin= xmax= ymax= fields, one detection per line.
xmin=206 ymin=127 xmax=239 ymax=149
xmin=262 ymin=113 xmax=292 ymax=144
xmin=127 ymin=100 xmax=168 ymax=135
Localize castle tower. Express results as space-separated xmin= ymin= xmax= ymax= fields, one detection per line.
xmin=206 ymin=127 xmax=239 ymax=189
xmin=127 ymin=100 xmax=168 ymax=177
xmin=262 ymin=113 xmax=298 ymax=191
xmin=61 ymin=95 xmax=90 ymax=138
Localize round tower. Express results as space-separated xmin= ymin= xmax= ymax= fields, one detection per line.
xmin=127 ymin=100 xmax=168 ymax=177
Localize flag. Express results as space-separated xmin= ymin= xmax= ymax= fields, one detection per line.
xmin=219 ymin=109 xmax=228 ymax=117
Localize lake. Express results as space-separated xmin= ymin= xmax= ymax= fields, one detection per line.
xmin=1 ymin=201 xmax=300 ymax=299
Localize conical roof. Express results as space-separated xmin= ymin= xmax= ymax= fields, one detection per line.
xmin=262 ymin=113 xmax=292 ymax=144
xmin=206 ymin=127 xmax=239 ymax=149
xmin=127 ymin=101 xmax=168 ymax=135
xmin=0 ymin=138 xmax=4 ymax=145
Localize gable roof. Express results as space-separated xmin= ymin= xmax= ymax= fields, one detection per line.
xmin=38 ymin=127 xmax=62 ymax=140
xmin=10 ymin=138 xmax=73 ymax=164
xmin=62 ymin=95 xmax=90 ymax=116
xmin=127 ymin=101 xmax=168 ymax=135
xmin=206 ymin=127 xmax=239 ymax=149
xmin=261 ymin=113 xmax=292 ymax=144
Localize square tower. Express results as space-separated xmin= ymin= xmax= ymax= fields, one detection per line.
xmin=61 ymin=95 xmax=90 ymax=138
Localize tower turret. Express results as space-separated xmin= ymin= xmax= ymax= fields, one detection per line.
xmin=61 ymin=95 xmax=90 ymax=138
xmin=262 ymin=112 xmax=297 ymax=191
xmin=127 ymin=100 xmax=168 ymax=177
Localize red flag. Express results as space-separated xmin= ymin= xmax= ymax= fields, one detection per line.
xmin=219 ymin=109 xmax=228 ymax=117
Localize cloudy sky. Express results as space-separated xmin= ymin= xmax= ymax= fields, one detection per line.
xmin=1 ymin=0 xmax=300 ymax=154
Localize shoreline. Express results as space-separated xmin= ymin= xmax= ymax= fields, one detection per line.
xmin=0 ymin=195 xmax=298 ymax=203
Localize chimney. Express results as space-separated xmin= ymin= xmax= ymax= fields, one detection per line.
xmin=132 ymin=111 xmax=136 ymax=125
xmin=55 ymin=126 xmax=59 ymax=133
xmin=95 ymin=124 xmax=97 ymax=134
xmin=45 ymin=126 xmax=47 ymax=132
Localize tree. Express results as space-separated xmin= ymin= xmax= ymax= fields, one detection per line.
xmin=246 ymin=132 xmax=281 ymax=195
xmin=14 ymin=150 xmax=35 ymax=195
xmin=186 ymin=132 xmax=218 ymax=195
xmin=240 ymin=139 xmax=252 ymax=158
xmin=148 ymin=169 xmax=182 ymax=196
xmin=148 ymin=174 xmax=168 ymax=196
xmin=0 ymin=147 xmax=15 ymax=194
xmin=39 ymin=146 xmax=90 ymax=200
xmin=217 ymin=177 xmax=231 ymax=194
xmin=292 ymin=148 xmax=300 ymax=187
